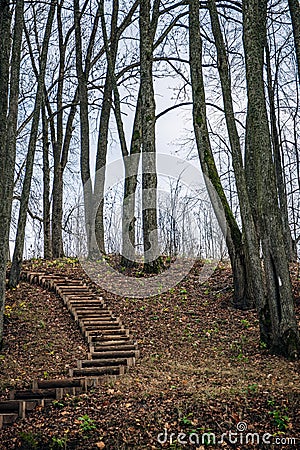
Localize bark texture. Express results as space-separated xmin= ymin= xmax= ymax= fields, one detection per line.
xmin=140 ymin=0 xmax=161 ymax=273
xmin=121 ymin=93 xmax=142 ymax=267
xmin=42 ymin=103 xmax=52 ymax=259
xmin=0 ymin=0 xmax=24 ymax=342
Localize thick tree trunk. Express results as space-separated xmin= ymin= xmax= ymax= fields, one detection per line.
xmin=94 ymin=72 xmax=113 ymax=255
xmin=208 ymin=0 xmax=268 ymax=320
xmin=190 ymin=0 xmax=254 ymax=310
xmin=51 ymin=2 xmax=65 ymax=259
xmin=0 ymin=0 xmax=23 ymax=343
xmin=51 ymin=151 xmax=64 ymax=258
xmin=94 ymin=45 xmax=117 ymax=255
xmin=243 ymin=0 xmax=299 ymax=358
xmin=9 ymin=0 xmax=57 ymax=288
xmin=121 ymin=93 xmax=142 ymax=268
xmin=0 ymin=0 xmax=12 ymax=345
xmin=140 ymin=0 xmax=161 ymax=274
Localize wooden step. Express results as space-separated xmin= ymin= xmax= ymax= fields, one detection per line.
xmin=75 ymin=310 xmax=111 ymax=316
xmin=0 ymin=413 xmax=18 ymax=429
xmin=11 ymin=389 xmax=56 ymax=400
xmin=0 ymin=400 xmax=41 ymax=419
xmin=69 ymin=300 xmax=104 ymax=306
xmin=80 ymin=319 xmax=120 ymax=325
xmin=66 ymin=304 xmax=106 ymax=319
xmin=46 ymin=279 xmax=70 ymax=289
xmin=65 ymin=294 xmax=103 ymax=300
xmin=80 ymin=324 xmax=122 ymax=332
xmin=89 ymin=350 xmax=140 ymax=359
xmin=73 ymin=310 xmax=110 ymax=317
xmin=56 ymin=286 xmax=90 ymax=292
xmin=84 ymin=331 xmax=132 ymax=346
xmin=77 ymin=358 xmax=130 ymax=368
xmin=70 ymin=366 xmax=125 ymax=377
xmin=84 ymin=327 xmax=127 ymax=334
xmin=91 ymin=344 xmax=137 ymax=352
xmin=66 ymin=299 xmax=103 ymax=305
xmin=88 ymin=338 xmax=135 ymax=345
xmin=67 ymin=303 xmax=107 ymax=312
xmin=0 ymin=401 xmax=20 ymax=413
xmin=82 ymin=325 xmax=122 ymax=332
xmin=73 ymin=306 xmax=111 ymax=312
xmin=80 ymin=321 xmax=124 ymax=327
xmin=85 ymin=332 xmax=131 ymax=341
xmin=85 ymin=334 xmax=130 ymax=342
xmin=32 ymin=378 xmax=83 ymax=389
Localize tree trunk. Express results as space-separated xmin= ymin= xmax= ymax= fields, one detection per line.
xmin=74 ymin=0 xmax=93 ymax=257
xmin=121 ymin=93 xmax=142 ymax=268
xmin=74 ymin=0 xmax=102 ymax=258
xmin=51 ymin=1 xmax=65 ymax=258
xmin=190 ymin=0 xmax=254 ymax=310
xmin=42 ymin=102 xmax=52 ymax=259
xmin=0 ymin=0 xmax=23 ymax=343
xmin=0 ymin=0 xmax=12 ymax=345
xmin=94 ymin=0 xmax=118 ymax=254
xmin=208 ymin=0 xmax=268 ymax=321
xmin=51 ymin=149 xmax=64 ymax=258
xmin=9 ymin=0 xmax=57 ymax=287
xmin=51 ymin=4 xmax=78 ymax=259
xmin=94 ymin=73 xmax=112 ymax=255
xmin=243 ymin=0 xmax=299 ymax=358
xmin=140 ymin=0 xmax=161 ymax=274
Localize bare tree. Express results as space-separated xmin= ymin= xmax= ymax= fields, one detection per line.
xmin=243 ymin=0 xmax=299 ymax=358
xmin=50 ymin=0 xmax=77 ymax=258
xmin=0 ymin=0 xmax=24 ymax=343
xmin=140 ymin=0 xmax=161 ymax=273
xmin=9 ymin=0 xmax=57 ymax=287
xmin=190 ymin=0 xmax=255 ymax=310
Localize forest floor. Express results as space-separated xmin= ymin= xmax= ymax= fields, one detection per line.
xmin=0 ymin=258 xmax=299 ymax=449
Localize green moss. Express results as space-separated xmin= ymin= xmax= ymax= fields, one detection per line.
xmin=132 ymin=129 xmax=140 ymax=141
xmin=196 ymin=114 xmax=203 ymax=126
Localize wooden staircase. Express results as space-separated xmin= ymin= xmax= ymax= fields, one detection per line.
xmin=0 ymin=271 xmax=139 ymax=429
